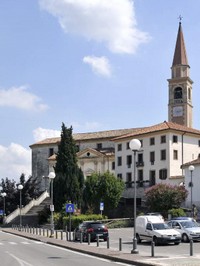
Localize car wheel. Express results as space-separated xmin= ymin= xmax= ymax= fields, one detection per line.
xmin=136 ymin=234 xmax=141 ymax=243
xmin=182 ymin=233 xmax=189 ymax=243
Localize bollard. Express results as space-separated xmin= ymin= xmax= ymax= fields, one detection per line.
xmin=151 ymin=241 xmax=155 ymax=257
xmin=56 ymin=230 xmax=58 ymax=239
xmin=97 ymin=235 xmax=99 ymax=247
xmin=66 ymin=226 xmax=68 ymax=241
xmin=119 ymin=238 xmax=122 ymax=251
xmin=43 ymin=228 xmax=45 ymax=236
xmin=61 ymin=231 xmax=63 ymax=240
xmin=88 ymin=234 xmax=91 ymax=245
xmin=190 ymin=239 xmax=193 ymax=256
xmin=80 ymin=232 xmax=83 ymax=243
xmin=36 ymin=228 xmax=38 ymax=235
xmin=73 ymin=231 xmax=75 ymax=241
xmin=107 ymin=236 xmax=110 ymax=249
xmin=47 ymin=229 xmax=49 ymax=237
xmin=39 ymin=228 xmax=41 ymax=235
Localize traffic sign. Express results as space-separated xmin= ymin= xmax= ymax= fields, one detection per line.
xmin=100 ymin=202 xmax=104 ymax=211
xmin=66 ymin=203 xmax=74 ymax=213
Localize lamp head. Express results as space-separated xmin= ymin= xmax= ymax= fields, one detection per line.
xmin=48 ymin=172 xmax=56 ymax=180
xmin=129 ymin=139 xmax=141 ymax=151
xmin=18 ymin=184 xmax=23 ymax=190
xmin=189 ymin=165 xmax=195 ymax=172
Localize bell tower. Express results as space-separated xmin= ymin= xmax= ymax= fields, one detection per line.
xmin=168 ymin=21 xmax=193 ymax=127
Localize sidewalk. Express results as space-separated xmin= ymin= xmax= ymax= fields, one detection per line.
xmin=2 ymin=228 xmax=200 ymax=266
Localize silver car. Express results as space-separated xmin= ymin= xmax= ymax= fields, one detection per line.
xmin=168 ymin=219 xmax=200 ymax=242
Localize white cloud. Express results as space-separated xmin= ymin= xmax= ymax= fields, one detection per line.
xmin=72 ymin=121 xmax=103 ymax=132
xmin=83 ymin=56 xmax=112 ymax=77
xmin=33 ymin=127 xmax=60 ymax=142
xmin=39 ymin=0 xmax=150 ymax=54
xmin=0 ymin=143 xmax=31 ymax=181
xmin=0 ymin=86 xmax=48 ymax=111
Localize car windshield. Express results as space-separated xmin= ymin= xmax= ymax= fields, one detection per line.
xmin=180 ymin=221 xmax=199 ymax=228
xmin=152 ymin=223 xmax=169 ymax=230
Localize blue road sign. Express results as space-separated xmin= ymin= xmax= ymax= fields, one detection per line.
xmin=66 ymin=203 xmax=74 ymax=213
xmin=0 ymin=209 xmax=4 ymax=216
xmin=100 ymin=202 xmax=104 ymax=211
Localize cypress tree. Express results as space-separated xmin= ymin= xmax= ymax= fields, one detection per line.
xmin=54 ymin=123 xmax=84 ymax=211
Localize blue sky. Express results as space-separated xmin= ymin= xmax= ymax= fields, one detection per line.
xmin=1 ymin=0 xmax=200 ymax=181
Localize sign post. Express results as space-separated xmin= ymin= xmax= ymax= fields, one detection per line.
xmin=100 ymin=202 xmax=104 ymax=216
xmin=66 ymin=203 xmax=75 ymax=241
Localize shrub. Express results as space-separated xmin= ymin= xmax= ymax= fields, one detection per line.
xmin=168 ymin=208 xmax=186 ymax=218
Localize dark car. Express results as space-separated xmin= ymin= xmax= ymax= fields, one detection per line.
xmin=74 ymin=221 xmax=109 ymax=242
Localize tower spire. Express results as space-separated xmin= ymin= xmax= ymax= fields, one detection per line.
xmin=172 ymin=20 xmax=188 ymax=66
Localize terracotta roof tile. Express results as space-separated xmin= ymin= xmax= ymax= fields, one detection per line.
xmin=112 ymin=121 xmax=200 ymax=141
xmin=30 ymin=127 xmax=141 ymax=147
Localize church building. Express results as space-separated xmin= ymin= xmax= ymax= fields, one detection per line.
xmin=30 ymin=22 xmax=200 ymax=209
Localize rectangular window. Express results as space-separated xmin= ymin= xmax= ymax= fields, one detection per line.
xmin=49 ymin=148 xmax=54 ymax=157
xmin=150 ymin=137 xmax=155 ymax=145
xmin=149 ymin=170 xmax=156 ymax=186
xmin=150 ymin=151 xmax=155 ymax=164
xmin=97 ymin=143 xmax=102 ymax=149
xmin=112 ymin=162 xmax=115 ymax=170
xmin=138 ymin=169 xmax=143 ymax=187
xmin=161 ymin=135 xmax=166 ymax=143
xmin=159 ymin=169 xmax=167 ymax=180
xmin=140 ymin=140 xmax=143 ymax=147
xmin=126 ymin=142 xmax=130 ymax=150
xmin=160 ymin=149 xmax=166 ymax=160
xmin=117 ymin=156 xmax=122 ymax=166
xmin=117 ymin=174 xmax=122 ymax=180
xmin=117 ymin=143 xmax=122 ymax=151
xmin=126 ymin=155 xmax=132 ymax=168
xmin=137 ymin=153 xmax=144 ymax=166
xmin=173 ymin=135 xmax=178 ymax=143
xmin=126 ymin=172 xmax=132 ymax=188
xmin=173 ymin=150 xmax=178 ymax=160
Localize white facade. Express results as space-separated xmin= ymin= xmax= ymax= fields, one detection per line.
xmin=113 ymin=122 xmax=200 ymax=202
xmin=182 ymin=159 xmax=200 ymax=208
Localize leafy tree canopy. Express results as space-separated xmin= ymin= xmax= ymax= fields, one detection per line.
xmin=145 ymin=183 xmax=188 ymax=214
xmin=83 ymin=171 xmax=124 ymax=214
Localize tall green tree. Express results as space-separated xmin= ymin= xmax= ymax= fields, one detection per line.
xmin=83 ymin=171 xmax=124 ymax=214
xmin=54 ymin=123 xmax=84 ymax=211
xmin=145 ymin=183 xmax=188 ymax=215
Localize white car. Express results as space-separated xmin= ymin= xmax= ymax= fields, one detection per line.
xmin=136 ymin=215 xmax=181 ymax=245
xmin=168 ymin=219 xmax=200 ymax=242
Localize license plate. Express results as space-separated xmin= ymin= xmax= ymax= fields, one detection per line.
xmin=171 ymin=237 xmax=175 ymax=240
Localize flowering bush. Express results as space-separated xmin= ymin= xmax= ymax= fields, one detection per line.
xmin=145 ymin=183 xmax=188 ymax=215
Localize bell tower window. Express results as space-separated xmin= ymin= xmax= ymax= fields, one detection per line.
xmin=174 ymin=87 xmax=182 ymax=99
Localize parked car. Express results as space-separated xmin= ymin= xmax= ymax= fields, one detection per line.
xmin=74 ymin=221 xmax=109 ymax=242
xmin=167 ymin=219 xmax=200 ymax=242
xmin=136 ymin=215 xmax=181 ymax=245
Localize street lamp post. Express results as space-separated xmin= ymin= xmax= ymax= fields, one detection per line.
xmin=18 ymin=184 xmax=23 ymax=228
xmin=1 ymin=192 xmax=7 ymax=216
xmin=189 ymin=165 xmax=195 ymax=217
xmin=49 ymin=171 xmax=56 ymax=237
xmin=129 ymin=139 xmax=141 ymax=254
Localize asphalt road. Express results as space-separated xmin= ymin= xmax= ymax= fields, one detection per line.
xmin=0 ymin=231 xmax=134 ymax=266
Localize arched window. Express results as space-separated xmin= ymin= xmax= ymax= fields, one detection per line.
xmin=174 ymin=87 xmax=182 ymax=99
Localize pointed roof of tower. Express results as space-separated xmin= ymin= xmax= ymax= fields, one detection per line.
xmin=172 ymin=22 xmax=188 ymax=66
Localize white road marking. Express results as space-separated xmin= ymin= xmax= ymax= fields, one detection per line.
xmin=6 ymin=251 xmax=33 ymax=266
xmin=9 ymin=242 xmax=17 ymax=245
